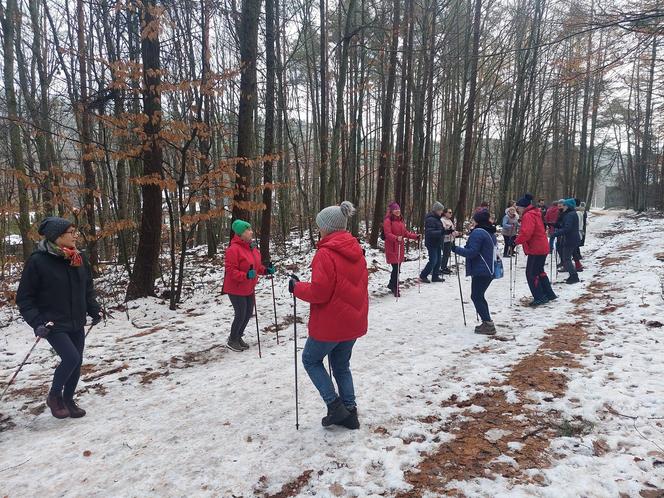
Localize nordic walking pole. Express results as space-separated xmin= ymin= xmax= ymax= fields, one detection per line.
xmin=254 ymin=294 xmax=262 ymax=359
xmin=396 ymin=239 xmax=402 ymax=302
xmin=293 ymin=294 xmax=300 ymax=430
xmin=85 ymin=322 xmax=96 ymax=339
xmin=270 ymin=276 xmax=279 ymax=345
xmin=0 ymin=337 xmax=41 ymax=402
xmin=417 ymin=238 xmax=422 ymax=294
xmin=509 ymin=253 xmax=513 ymax=307
xmin=453 ymin=240 xmax=467 ymax=326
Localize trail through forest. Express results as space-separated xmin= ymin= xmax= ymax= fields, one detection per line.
xmin=1 ymin=210 xmax=663 ymax=497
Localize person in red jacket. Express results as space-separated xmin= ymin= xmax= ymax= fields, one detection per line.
xmin=223 ymin=220 xmax=274 ymax=352
xmin=290 ymin=201 xmax=368 ymax=430
xmin=514 ymin=194 xmax=557 ymax=306
xmin=383 ymin=202 xmax=419 ymax=297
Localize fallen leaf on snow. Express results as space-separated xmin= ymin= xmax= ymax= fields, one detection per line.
xmin=593 ymin=439 xmax=610 ymax=456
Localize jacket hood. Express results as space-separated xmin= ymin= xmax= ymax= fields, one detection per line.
xmin=318 ymin=231 xmax=364 ymax=263
xmin=36 ymin=239 xmax=64 ymax=258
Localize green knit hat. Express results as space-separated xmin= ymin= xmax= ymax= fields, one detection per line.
xmin=232 ymin=219 xmax=251 ymax=236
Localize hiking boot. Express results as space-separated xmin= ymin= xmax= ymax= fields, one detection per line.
xmin=547 ymin=294 xmax=558 ymax=301
xmin=474 ymin=321 xmax=497 ymax=336
xmin=575 ymin=262 xmax=584 ymax=272
xmin=419 ymin=276 xmax=431 ymax=284
xmin=46 ymin=393 xmax=70 ymax=419
xmin=432 ymin=277 xmax=445 ymax=283
xmin=338 ymin=406 xmax=360 ymax=430
xmin=565 ymin=275 xmax=580 ymax=284
xmin=441 ymin=268 xmax=452 ymax=275
xmin=322 ymin=398 xmax=351 ymax=427
xmin=64 ymin=398 xmax=86 ymax=418
xmin=226 ymin=339 xmax=244 ymax=352
xmin=529 ymin=299 xmax=548 ymax=307
xmin=238 ymin=338 xmax=250 ymax=350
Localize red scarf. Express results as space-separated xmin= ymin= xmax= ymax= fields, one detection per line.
xmin=62 ymin=246 xmax=83 ymax=267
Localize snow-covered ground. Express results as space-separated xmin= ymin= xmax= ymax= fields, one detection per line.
xmin=0 ymin=211 xmax=663 ymax=497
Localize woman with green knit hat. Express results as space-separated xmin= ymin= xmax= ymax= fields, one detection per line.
xmin=222 ymin=219 xmax=275 ymax=351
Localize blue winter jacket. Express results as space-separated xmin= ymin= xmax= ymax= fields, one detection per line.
xmin=452 ymin=227 xmax=497 ymax=278
xmin=552 ymin=208 xmax=581 ymax=249
xmin=424 ymin=212 xmax=445 ymax=249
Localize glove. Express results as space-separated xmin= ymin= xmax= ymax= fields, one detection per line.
xmin=266 ymin=263 xmax=276 ymax=275
xmin=288 ymin=274 xmax=300 ymax=293
xmin=35 ymin=322 xmax=54 ymax=338
xmin=247 ymin=269 xmax=257 ymax=280
xmin=91 ymin=311 xmax=103 ymax=326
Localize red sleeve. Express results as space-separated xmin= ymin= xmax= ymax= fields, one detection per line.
xmin=383 ymin=218 xmax=397 ymax=242
xmin=406 ymin=231 xmax=418 ymax=240
xmin=293 ymin=251 xmax=335 ymax=304
xmin=255 ymin=249 xmax=267 ymax=275
xmin=515 ymin=213 xmax=533 ymax=246
xmin=225 ymin=245 xmax=246 ymax=282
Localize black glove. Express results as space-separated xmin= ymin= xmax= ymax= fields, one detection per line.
xmin=91 ymin=311 xmax=103 ymax=326
xmin=34 ymin=322 xmax=53 ymax=338
xmin=288 ymin=274 xmax=300 ymax=293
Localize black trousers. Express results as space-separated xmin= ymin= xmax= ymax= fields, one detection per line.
xmin=229 ymin=294 xmax=254 ymax=341
xmin=441 ymin=242 xmax=452 ymax=271
xmin=46 ymin=329 xmax=85 ymax=399
xmin=388 ymin=264 xmax=399 ymax=289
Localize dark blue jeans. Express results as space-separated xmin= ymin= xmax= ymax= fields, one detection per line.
xmin=302 ymin=337 xmax=357 ymax=408
xmin=471 ymin=276 xmax=493 ymax=322
xmin=46 ymin=329 xmax=85 ymax=399
xmin=420 ymin=245 xmax=441 ymax=279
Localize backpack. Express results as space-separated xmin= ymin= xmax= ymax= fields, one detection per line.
xmin=477 ymin=228 xmax=504 ymax=279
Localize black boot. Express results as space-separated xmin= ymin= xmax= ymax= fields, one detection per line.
xmin=321 ymin=398 xmax=351 ymax=427
xmin=338 ymin=407 xmax=360 ymax=430
xmin=565 ymin=274 xmax=580 ymax=284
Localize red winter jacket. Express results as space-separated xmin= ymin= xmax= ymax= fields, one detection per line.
xmin=223 ymin=236 xmax=266 ymax=296
xmin=383 ymin=215 xmax=418 ymax=264
xmin=515 ymin=205 xmax=550 ymax=256
xmin=293 ymin=231 xmax=368 ymax=342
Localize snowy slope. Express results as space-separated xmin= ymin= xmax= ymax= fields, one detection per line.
xmin=0 ymin=211 xmax=663 ymax=497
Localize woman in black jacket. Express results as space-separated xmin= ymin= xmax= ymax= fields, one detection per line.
xmin=16 ymin=217 xmax=102 ymax=419
xmin=419 ymin=202 xmax=446 ymax=283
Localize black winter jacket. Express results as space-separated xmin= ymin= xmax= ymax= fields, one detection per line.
xmin=16 ymin=241 xmax=100 ymax=334
xmin=424 ymin=212 xmax=451 ymax=248
xmin=552 ymin=208 xmax=581 ymax=249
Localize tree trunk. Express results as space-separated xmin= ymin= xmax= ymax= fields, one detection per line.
xmin=260 ymin=0 xmax=276 ymax=263
xmin=231 ymin=0 xmax=263 ymax=229
xmin=454 ymin=0 xmax=482 ymax=226
xmin=1 ymin=0 xmax=32 ymax=260
xmin=369 ymin=0 xmax=400 ymax=248
xmin=126 ymin=0 xmax=164 ymax=300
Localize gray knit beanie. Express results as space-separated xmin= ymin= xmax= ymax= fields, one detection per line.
xmin=432 ymin=201 xmax=444 ymax=212
xmin=38 ymin=217 xmax=73 ymax=242
xmin=316 ymin=201 xmax=355 ymax=233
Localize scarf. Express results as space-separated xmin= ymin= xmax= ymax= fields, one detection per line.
xmin=44 ymin=240 xmax=83 ymax=267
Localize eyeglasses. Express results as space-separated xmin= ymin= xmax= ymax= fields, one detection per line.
xmin=64 ymin=229 xmax=79 ymax=236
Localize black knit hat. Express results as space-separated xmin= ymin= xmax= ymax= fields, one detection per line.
xmin=473 ymin=209 xmax=491 ymax=224
xmin=516 ymin=193 xmax=534 ymax=208
xmin=38 ymin=217 xmax=73 ymax=242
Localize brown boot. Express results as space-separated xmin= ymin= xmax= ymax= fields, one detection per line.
xmin=64 ymin=398 xmax=86 ymax=418
xmin=46 ymin=393 xmax=70 ymax=419
xmin=474 ymin=321 xmax=497 ymax=336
